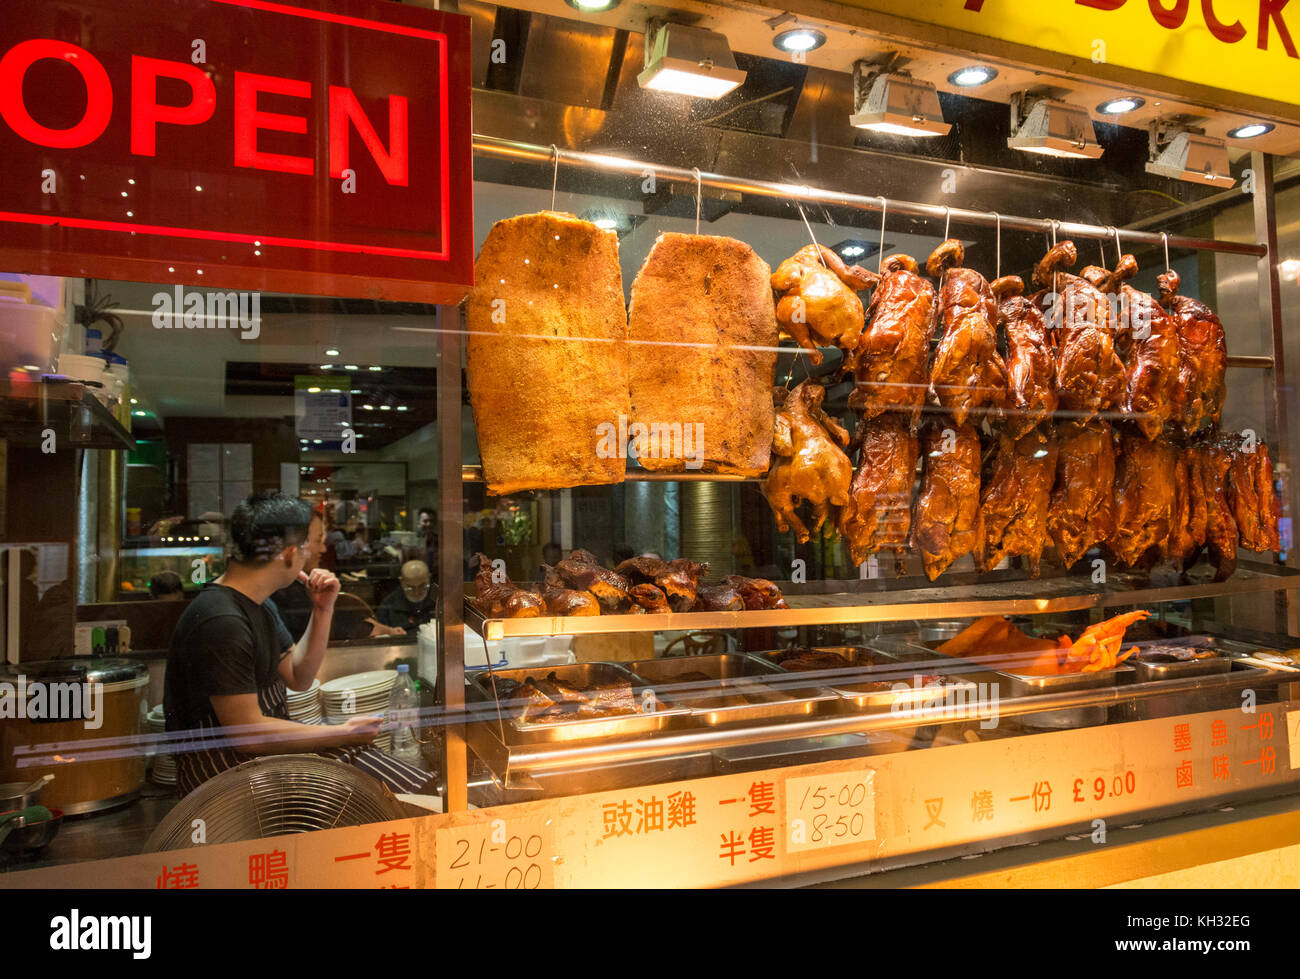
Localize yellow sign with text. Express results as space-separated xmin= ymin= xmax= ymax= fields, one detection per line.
xmin=839 ymin=0 xmax=1300 ymax=109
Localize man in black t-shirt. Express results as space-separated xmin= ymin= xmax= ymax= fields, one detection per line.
xmin=165 ymin=492 xmax=402 ymax=795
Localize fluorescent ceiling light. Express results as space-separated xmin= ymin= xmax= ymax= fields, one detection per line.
xmin=850 ymin=67 xmax=951 ymax=137
xmin=1145 ymin=131 xmax=1235 ymax=187
xmin=1228 ymin=122 xmax=1273 ymax=139
xmin=949 ymin=65 xmax=997 ymax=87
xmin=637 ymin=23 xmax=746 ymax=100
xmin=566 ymin=0 xmax=621 ymax=9
xmin=1007 ymin=97 xmax=1103 ymax=159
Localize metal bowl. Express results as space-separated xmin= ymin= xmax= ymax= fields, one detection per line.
xmin=0 ymin=781 xmax=46 ymax=814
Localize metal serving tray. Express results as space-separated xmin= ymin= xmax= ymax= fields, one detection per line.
xmin=1128 ymin=637 xmax=1234 ymax=682
xmin=468 ymin=662 xmax=690 ymax=745
xmin=624 ymin=654 xmax=839 ymax=727
xmin=914 ymin=637 xmax=1134 ymax=697
xmin=756 ymin=645 xmax=976 ymax=712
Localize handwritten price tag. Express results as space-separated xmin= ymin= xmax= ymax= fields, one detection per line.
xmin=435 ymin=817 xmax=555 ymax=889
xmin=785 ymin=770 xmax=875 ymax=853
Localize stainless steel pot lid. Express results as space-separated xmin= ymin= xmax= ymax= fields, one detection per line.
xmin=0 ymin=657 xmax=147 ymax=684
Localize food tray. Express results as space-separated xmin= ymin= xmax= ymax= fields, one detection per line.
xmin=468 ymin=662 xmax=690 ymax=744
xmin=916 ymin=644 xmax=1134 ymax=697
xmin=1128 ymin=637 xmax=1234 ymax=682
xmin=624 ymin=654 xmax=839 ymax=727
xmin=756 ymin=645 xmax=976 ymax=712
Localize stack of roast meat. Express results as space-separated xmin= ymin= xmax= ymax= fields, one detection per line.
xmin=470 ymin=550 xmax=790 ymax=619
xmin=764 ymin=237 xmax=1280 ymax=582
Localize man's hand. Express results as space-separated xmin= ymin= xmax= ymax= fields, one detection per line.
xmin=300 ymin=568 xmax=341 ymax=612
xmin=338 ymin=714 xmax=382 ymax=745
xmin=366 ymin=617 xmax=406 ymax=638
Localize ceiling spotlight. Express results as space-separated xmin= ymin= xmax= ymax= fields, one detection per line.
xmin=637 ymin=21 xmax=747 ymax=99
xmin=841 ymin=245 xmax=865 ymax=257
xmin=849 ymin=64 xmax=951 ymax=137
xmin=773 ymin=28 xmax=826 ymax=53
xmin=325 ymin=348 xmax=340 ymax=357
xmin=1007 ymin=94 xmax=1103 ymax=159
xmin=948 ymin=65 xmax=997 ymax=88
xmin=565 ymin=0 xmax=621 ymax=10
xmin=1228 ymin=122 xmax=1274 ymax=139
xmin=1146 ymin=127 xmax=1234 ymax=187
xmin=1098 ymin=96 xmax=1145 ymax=114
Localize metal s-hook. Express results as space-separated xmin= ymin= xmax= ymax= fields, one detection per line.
xmin=549 ymin=144 xmax=560 ymax=211
xmin=878 ymin=196 xmax=888 ymax=273
xmin=693 ymin=167 xmax=702 ymax=235
xmin=1051 ymin=219 xmax=1059 ymax=247
xmin=943 ymin=205 xmax=951 ymax=242
xmin=991 ymin=212 xmax=1001 ymax=279
xmin=1162 ymin=231 xmax=1171 ymax=274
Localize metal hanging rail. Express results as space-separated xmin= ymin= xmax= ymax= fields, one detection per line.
xmin=473 ymin=135 xmax=1269 ymax=259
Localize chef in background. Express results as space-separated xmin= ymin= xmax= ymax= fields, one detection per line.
xmin=371 ymin=560 xmax=438 ymax=636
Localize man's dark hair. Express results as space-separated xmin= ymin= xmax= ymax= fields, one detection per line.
xmin=148 ymin=571 xmax=183 ymax=597
xmin=229 ymin=492 xmax=314 ymax=564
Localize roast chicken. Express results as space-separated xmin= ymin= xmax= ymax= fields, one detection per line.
xmin=627 ymin=583 xmax=671 ymax=614
xmin=555 ymin=554 xmax=631 ymax=613
xmin=1187 ymin=435 xmax=1239 ymax=581
xmin=1047 ymin=421 xmax=1117 ymax=569
xmin=471 ymin=553 xmax=545 ymax=618
xmin=692 ymin=584 xmax=745 ymax=612
xmin=1032 ymin=241 xmax=1126 ymax=422
xmin=837 ymin=413 xmax=919 ymax=571
xmin=846 ymin=254 xmax=934 ymax=427
xmin=977 ymin=428 xmax=1059 ymax=577
xmin=1158 ymin=270 xmax=1227 ymax=436
xmin=912 ymin=421 xmax=983 ymax=581
xmin=1230 ymin=439 xmax=1282 ymax=552
xmin=991 ymin=275 xmax=1057 ymax=439
xmin=528 ymin=572 xmax=601 ymax=617
xmin=614 ymin=556 xmax=709 ymax=612
xmin=763 ymin=380 xmax=853 ymax=543
xmin=927 ymin=239 xmax=1008 ymax=426
xmin=721 ymin=575 xmax=789 ymax=610
xmin=771 ymin=244 xmax=878 ymax=365
xmin=1109 ymin=434 xmax=1178 ymax=569
xmin=1098 ymin=256 xmax=1181 ymax=441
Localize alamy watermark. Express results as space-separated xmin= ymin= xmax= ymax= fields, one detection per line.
xmin=595 ymin=415 xmax=704 ymax=470
xmin=152 ymin=285 xmax=261 ymax=340
xmin=891 ymin=678 xmax=1000 ymax=729
xmin=0 ymin=674 xmax=103 ymax=729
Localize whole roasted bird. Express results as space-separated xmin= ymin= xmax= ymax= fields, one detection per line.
xmin=837 ymin=413 xmax=919 ymax=571
xmin=1167 ymin=449 xmax=1201 ymax=567
xmin=614 ymin=556 xmax=709 ymax=612
xmin=692 ymin=584 xmax=745 ymax=612
xmin=1109 ymin=434 xmax=1178 ymax=569
xmin=991 ymin=275 xmax=1057 ymax=439
xmin=771 ymin=244 xmax=878 ymax=365
xmin=471 ymin=553 xmax=545 ymax=618
xmin=529 ymin=571 xmax=601 ymax=616
xmin=927 ymin=239 xmax=1008 ymax=426
xmin=1047 ymin=421 xmax=1117 ymax=569
xmin=846 ymin=254 xmax=934 ymax=427
xmin=1032 ymin=241 xmax=1126 ymax=422
xmin=1091 ymin=256 xmax=1180 ymax=441
xmin=763 ymin=380 xmax=853 ymax=543
xmin=977 ymin=428 xmax=1059 ymax=577
xmin=911 ymin=421 xmax=982 ymax=581
xmin=1158 ymin=270 xmax=1227 ymax=436
xmin=1187 ymin=434 xmax=1239 ymax=581
xmin=721 ymin=575 xmax=789 ymax=610
xmin=1229 ymin=438 xmax=1281 ymax=553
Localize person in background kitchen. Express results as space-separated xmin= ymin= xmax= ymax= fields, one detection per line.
xmin=164 ymin=491 xmax=434 ymax=795
xmin=536 ymin=540 xmax=563 ymax=581
xmin=418 ymin=507 xmax=440 ymax=575
xmin=370 ymin=560 xmax=438 ymax=636
xmin=149 ymin=571 xmax=185 ymax=601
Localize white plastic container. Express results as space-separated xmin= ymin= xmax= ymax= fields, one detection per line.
xmin=0 ymin=298 xmax=63 ymax=375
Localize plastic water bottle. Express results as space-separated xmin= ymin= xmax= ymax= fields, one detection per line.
xmin=387 ymin=665 xmax=423 ymax=765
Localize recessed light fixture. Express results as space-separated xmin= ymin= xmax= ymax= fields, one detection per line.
xmin=564 ymin=0 xmax=621 ymax=10
xmin=773 ymin=28 xmax=826 ymax=53
xmin=1098 ymin=96 xmax=1145 ymax=114
xmin=368 ymin=365 xmax=383 ymax=372
xmin=325 ymin=348 xmax=340 ymax=357
xmin=948 ymin=65 xmax=997 ymax=88
xmin=841 ymin=245 xmax=865 ymax=257
xmin=307 ymin=386 xmax=321 ymax=393
xmin=637 ymin=22 xmax=747 ymax=99
xmin=1007 ymin=94 xmax=1103 ymax=159
xmin=1228 ymin=122 xmax=1274 ymax=139
xmin=344 ymin=364 xmax=359 ymax=371
xmin=849 ymin=64 xmax=951 ymax=137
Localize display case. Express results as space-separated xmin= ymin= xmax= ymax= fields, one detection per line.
xmin=438 ymin=129 xmax=1300 ymax=887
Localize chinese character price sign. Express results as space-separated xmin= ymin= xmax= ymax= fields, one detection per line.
xmin=435 ymin=818 xmax=555 ymax=889
xmin=784 ymin=770 xmax=875 ymax=853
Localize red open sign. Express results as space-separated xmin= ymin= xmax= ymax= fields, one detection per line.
xmin=0 ymin=0 xmax=474 ymax=303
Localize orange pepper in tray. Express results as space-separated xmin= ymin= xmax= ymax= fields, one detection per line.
xmin=937 ymin=611 xmax=1150 ymax=675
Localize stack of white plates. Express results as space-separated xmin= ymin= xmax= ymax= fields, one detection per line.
xmin=321 ymin=671 xmax=397 ymax=752
xmin=285 ymin=679 xmax=323 ymax=724
xmin=146 ymin=704 xmax=176 ymax=786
